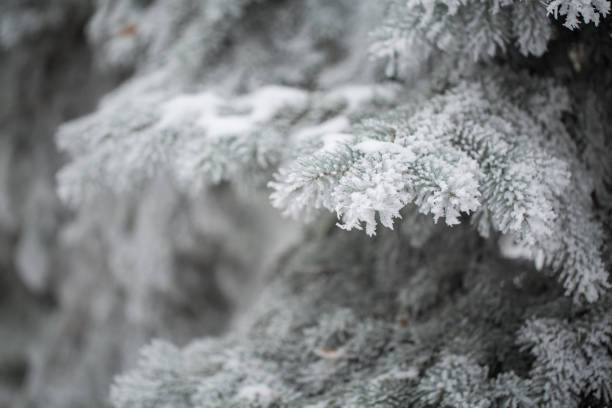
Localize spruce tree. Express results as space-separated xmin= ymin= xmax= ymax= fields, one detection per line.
xmin=2 ymin=0 xmax=611 ymax=407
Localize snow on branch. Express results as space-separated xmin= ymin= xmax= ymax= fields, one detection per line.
xmin=269 ymin=74 xmax=608 ymax=302
xmin=371 ymin=0 xmax=610 ymax=75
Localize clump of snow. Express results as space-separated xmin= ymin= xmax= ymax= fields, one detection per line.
xmin=498 ymin=234 xmax=545 ymax=270
xmin=158 ymin=92 xmax=221 ymax=128
xmin=158 ymin=86 xmax=311 ymax=140
xmin=323 ymin=84 xmax=398 ymax=113
xmin=319 ymin=133 xmax=355 ymax=153
xmin=292 ymin=116 xmax=351 ymax=142
xmin=236 ymin=384 xmax=279 ymax=407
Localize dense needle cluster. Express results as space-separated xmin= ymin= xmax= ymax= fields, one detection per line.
xmin=1 ymin=0 xmax=610 ymax=407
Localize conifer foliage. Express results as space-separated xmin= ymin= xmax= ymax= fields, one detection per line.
xmin=11 ymin=0 xmax=612 ymax=406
